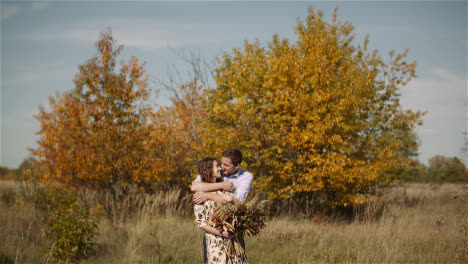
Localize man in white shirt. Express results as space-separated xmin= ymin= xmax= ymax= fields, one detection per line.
xmin=191 ymin=147 xmax=253 ymax=203
xmin=191 ymin=147 xmax=253 ymax=263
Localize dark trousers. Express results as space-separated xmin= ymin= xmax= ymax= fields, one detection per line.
xmin=203 ymin=234 xmax=207 ymax=264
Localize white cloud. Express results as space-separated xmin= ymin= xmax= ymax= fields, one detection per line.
xmin=3 ymin=60 xmax=77 ymax=89
xmin=5 ymin=18 xmax=238 ymax=50
xmin=31 ymin=2 xmax=52 ymax=11
xmin=1 ymin=2 xmax=51 ymax=22
xmin=6 ymin=28 xmax=99 ymax=43
xmin=401 ymin=68 xmax=466 ymax=111
xmin=401 ymin=68 xmax=467 ymax=163
xmin=1 ymin=5 xmax=18 ymax=21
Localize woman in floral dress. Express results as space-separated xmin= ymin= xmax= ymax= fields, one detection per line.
xmin=194 ymin=157 xmax=248 ymax=264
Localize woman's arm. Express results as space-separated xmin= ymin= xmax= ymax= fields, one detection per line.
xmin=194 ymin=204 xmax=233 ymax=239
xmin=193 ymin=191 xmax=226 ymax=204
xmin=200 ymin=225 xmax=234 ymax=239
xmin=193 ymin=190 xmax=241 ymax=204
xmin=221 ymin=192 xmax=241 ymax=204
xmin=191 ymin=181 xmax=235 ymax=192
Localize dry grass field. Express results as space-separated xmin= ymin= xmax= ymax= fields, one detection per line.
xmin=1 ymin=181 xmax=467 ymax=263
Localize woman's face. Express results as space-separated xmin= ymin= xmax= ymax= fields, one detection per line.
xmin=212 ymin=160 xmax=222 ymax=181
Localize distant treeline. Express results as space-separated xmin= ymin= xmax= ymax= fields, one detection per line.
xmin=0 ymin=157 xmax=35 ymax=180
xmin=3 ymin=154 xmax=466 ymax=184
xmin=0 ymin=167 xmax=17 ymax=180
xmin=395 ymin=155 xmax=467 ymax=183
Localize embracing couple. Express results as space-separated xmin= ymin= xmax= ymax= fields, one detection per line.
xmin=191 ymin=147 xmax=253 ymax=264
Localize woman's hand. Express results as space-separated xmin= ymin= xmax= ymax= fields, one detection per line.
xmin=221 ymin=231 xmax=235 ymax=239
xmin=201 ymin=226 xmax=235 ymax=239
xmin=221 ymin=192 xmax=234 ymax=202
xmin=193 ymin=192 xmax=208 ymax=204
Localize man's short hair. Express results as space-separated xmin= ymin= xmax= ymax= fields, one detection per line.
xmin=222 ymin=147 xmax=242 ymax=165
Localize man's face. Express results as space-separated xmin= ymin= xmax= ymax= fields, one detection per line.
xmin=221 ymin=156 xmax=239 ymax=176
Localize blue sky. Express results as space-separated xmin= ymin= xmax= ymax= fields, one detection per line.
xmin=1 ymin=1 xmax=467 ymax=168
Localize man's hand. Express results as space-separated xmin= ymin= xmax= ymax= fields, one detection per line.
xmin=193 ymin=192 xmax=208 ymax=205
xmin=220 ymin=181 xmax=235 ymax=192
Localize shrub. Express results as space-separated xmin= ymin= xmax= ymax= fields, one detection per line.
xmin=41 ymin=188 xmax=100 ymax=263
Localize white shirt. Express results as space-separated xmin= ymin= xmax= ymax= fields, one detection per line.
xmin=193 ymin=168 xmax=253 ymax=201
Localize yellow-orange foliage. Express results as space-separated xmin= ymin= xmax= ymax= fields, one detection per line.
xmin=30 ymin=30 xmax=166 ymax=190
xmin=202 ymin=8 xmax=424 ymax=206
xmin=150 ymin=80 xmax=209 ymax=188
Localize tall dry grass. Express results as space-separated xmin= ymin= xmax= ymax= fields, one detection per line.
xmin=83 ymin=183 xmax=466 ymax=263
xmin=247 ymin=183 xmax=466 ymax=263
xmin=77 ymin=185 xmax=193 ymax=224
xmin=0 ymin=181 xmax=46 ymax=264
xmin=1 ymin=181 xmax=466 ymax=263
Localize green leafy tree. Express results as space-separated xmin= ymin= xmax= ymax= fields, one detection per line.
xmin=423 ymin=155 xmax=468 ymax=183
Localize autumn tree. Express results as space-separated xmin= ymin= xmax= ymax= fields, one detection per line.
xmin=150 ymin=80 xmax=209 ymax=188
xmin=30 ymin=29 xmax=166 ymax=191
xmin=202 ymin=7 xmax=424 ymax=206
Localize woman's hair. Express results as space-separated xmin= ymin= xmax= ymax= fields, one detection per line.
xmin=198 ymin=157 xmax=219 ymax=182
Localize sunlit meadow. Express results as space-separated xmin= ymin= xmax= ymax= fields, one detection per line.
xmin=1 ymin=181 xmax=466 ymax=263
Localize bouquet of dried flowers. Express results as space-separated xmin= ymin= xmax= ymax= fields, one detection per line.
xmin=212 ymin=195 xmax=268 ymax=256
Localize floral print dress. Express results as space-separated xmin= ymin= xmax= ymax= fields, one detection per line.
xmin=194 ymin=191 xmax=248 ymax=264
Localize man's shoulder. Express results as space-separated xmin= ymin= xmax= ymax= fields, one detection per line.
xmin=238 ymin=168 xmax=253 ymax=178
xmin=193 ymin=175 xmax=201 ymax=183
